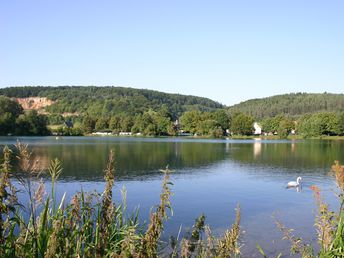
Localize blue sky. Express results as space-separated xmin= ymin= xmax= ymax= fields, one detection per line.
xmin=1 ymin=1 xmax=343 ymax=105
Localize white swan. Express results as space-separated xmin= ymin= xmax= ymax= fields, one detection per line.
xmin=287 ymin=176 xmax=302 ymax=188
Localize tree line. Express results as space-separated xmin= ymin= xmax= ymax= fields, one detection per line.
xmin=229 ymin=92 xmax=344 ymax=119
xmin=0 ymin=86 xmax=223 ymax=119
xmin=2 ymin=89 xmax=344 ymax=138
xmin=0 ymin=95 xmax=232 ymax=137
xmin=78 ymin=110 xmax=344 ymax=138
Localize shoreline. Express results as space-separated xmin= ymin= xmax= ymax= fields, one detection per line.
xmin=2 ymin=134 xmax=344 ymax=141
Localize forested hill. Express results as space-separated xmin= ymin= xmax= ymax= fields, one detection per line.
xmin=228 ymin=93 xmax=344 ymax=119
xmin=0 ymin=86 xmax=223 ymax=118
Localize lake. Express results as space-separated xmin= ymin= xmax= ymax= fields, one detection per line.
xmin=0 ymin=136 xmax=343 ymax=257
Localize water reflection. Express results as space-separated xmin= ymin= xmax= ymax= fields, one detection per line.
xmin=286 ymin=185 xmax=303 ymax=192
xmin=253 ymin=140 xmax=261 ymax=158
xmin=230 ymin=140 xmax=344 ymax=171
xmin=1 ymin=137 xmax=344 ymax=181
xmin=1 ymin=137 xmax=229 ymax=180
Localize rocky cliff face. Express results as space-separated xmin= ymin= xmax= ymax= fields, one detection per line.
xmin=15 ymin=97 xmax=54 ymax=110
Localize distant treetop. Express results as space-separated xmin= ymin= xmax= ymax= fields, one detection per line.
xmin=0 ymin=86 xmax=224 ymax=119
xmin=228 ymin=92 xmax=344 ymax=119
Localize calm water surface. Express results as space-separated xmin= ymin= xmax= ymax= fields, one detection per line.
xmin=1 ymin=136 xmax=343 ymax=257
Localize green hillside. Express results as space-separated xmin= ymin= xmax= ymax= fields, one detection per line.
xmin=2 ymin=87 xmax=344 ymax=137
xmin=0 ymin=86 xmax=224 ymax=119
xmin=228 ymin=92 xmax=344 ymax=119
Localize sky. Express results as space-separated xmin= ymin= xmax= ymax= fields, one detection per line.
xmin=1 ymin=0 xmax=343 ymax=106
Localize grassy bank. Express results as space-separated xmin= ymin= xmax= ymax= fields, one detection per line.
xmin=0 ymin=144 xmax=343 ymax=257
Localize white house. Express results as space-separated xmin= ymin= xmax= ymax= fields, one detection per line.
xmin=253 ymin=122 xmax=262 ymax=135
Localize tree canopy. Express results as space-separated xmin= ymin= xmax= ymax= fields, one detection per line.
xmin=230 ymin=112 xmax=254 ymax=136
xmin=0 ymin=86 xmax=224 ymax=119
xmin=3 ymin=87 xmax=344 ymax=138
xmin=0 ymin=96 xmax=23 ymax=135
xmin=228 ymin=93 xmax=344 ymax=119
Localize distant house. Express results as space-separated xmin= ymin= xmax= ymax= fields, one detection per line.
xmin=253 ymin=122 xmax=262 ymax=135
xmin=119 ymin=132 xmax=132 ymax=136
xmin=92 ymin=131 xmax=112 ymax=136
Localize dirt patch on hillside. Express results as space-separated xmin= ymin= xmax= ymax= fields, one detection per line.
xmin=15 ymin=97 xmax=54 ymax=110
xmin=62 ymin=112 xmax=80 ymax=117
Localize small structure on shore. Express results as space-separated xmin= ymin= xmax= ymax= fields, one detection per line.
xmin=64 ymin=120 xmax=73 ymax=128
xmin=92 ymin=130 xmax=112 ymax=136
xmin=119 ymin=132 xmax=132 ymax=136
xmin=253 ymin=122 xmax=262 ymax=135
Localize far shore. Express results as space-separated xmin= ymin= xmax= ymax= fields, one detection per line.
xmin=3 ymin=134 xmax=344 ymax=141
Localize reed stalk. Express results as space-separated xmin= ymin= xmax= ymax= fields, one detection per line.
xmin=0 ymin=146 xmax=12 ymax=256
xmin=139 ymin=166 xmax=173 ymax=257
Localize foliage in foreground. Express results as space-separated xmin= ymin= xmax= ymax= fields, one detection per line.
xmin=0 ymin=144 xmax=240 ymax=257
xmin=0 ymin=144 xmax=343 ymax=257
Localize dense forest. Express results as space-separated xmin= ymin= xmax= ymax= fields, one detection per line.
xmin=0 ymin=86 xmax=223 ymax=119
xmin=228 ymin=92 xmax=344 ymax=119
xmin=0 ymin=86 xmax=226 ymax=137
xmin=1 ymin=87 xmax=344 ymax=138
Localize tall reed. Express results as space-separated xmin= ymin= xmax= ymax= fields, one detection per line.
xmin=0 ymin=146 xmax=13 ymax=256
xmin=139 ymin=166 xmax=173 ymax=257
